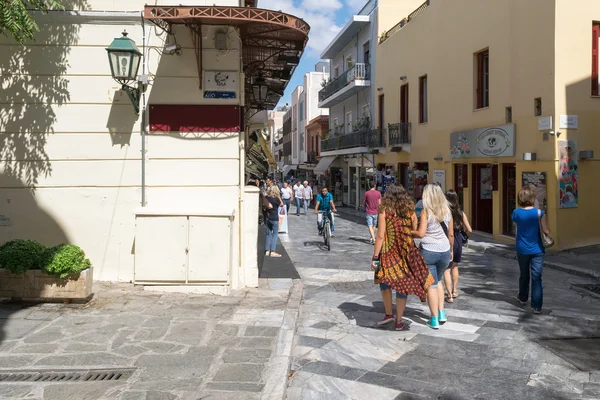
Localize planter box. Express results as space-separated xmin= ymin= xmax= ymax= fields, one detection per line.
xmin=0 ymin=268 xmax=93 ymax=302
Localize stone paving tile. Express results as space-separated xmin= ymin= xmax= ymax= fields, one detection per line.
xmin=282 ymin=212 xmax=600 ymax=400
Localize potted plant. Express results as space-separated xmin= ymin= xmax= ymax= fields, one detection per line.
xmin=0 ymin=240 xmax=93 ymax=302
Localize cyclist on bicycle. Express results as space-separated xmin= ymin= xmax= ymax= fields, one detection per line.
xmin=314 ymin=187 xmax=337 ymax=237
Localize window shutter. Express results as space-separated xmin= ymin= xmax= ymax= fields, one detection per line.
xmin=593 ymin=24 xmax=599 ymax=96
xmin=477 ymin=53 xmax=484 ymax=108
xmin=419 ymin=78 xmax=423 ymax=123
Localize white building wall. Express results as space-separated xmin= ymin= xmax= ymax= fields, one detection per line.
xmin=0 ymin=7 xmax=256 ymax=287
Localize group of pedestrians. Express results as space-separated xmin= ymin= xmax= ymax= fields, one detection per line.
xmin=369 ymin=182 xmax=550 ymax=330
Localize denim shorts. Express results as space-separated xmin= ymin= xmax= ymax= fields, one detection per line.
xmin=379 ymin=283 xmax=408 ymax=299
xmin=420 ymin=248 xmax=451 ymax=287
xmin=366 ymin=214 xmax=378 ymax=227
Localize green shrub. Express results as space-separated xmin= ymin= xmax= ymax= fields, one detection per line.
xmin=0 ymin=239 xmax=46 ymax=273
xmin=41 ymin=244 xmax=91 ymax=279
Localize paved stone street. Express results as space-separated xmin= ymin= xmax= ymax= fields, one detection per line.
xmin=281 ymin=211 xmax=600 ymax=400
xmin=0 ymin=279 xmax=301 ymax=400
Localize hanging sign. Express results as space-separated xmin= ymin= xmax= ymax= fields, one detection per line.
xmin=204 ymin=71 xmax=238 ymax=91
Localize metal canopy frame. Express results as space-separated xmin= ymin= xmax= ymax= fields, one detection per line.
xmin=143 ymin=5 xmax=310 ymax=111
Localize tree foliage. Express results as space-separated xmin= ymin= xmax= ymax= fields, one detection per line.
xmin=0 ymin=0 xmax=64 ymax=44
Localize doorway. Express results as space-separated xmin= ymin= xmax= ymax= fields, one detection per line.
xmin=503 ymin=164 xmax=517 ymax=236
xmin=398 ymin=163 xmax=409 ymax=189
xmin=454 ymin=164 xmax=468 ymax=209
xmin=471 ymin=163 xmax=494 ymax=234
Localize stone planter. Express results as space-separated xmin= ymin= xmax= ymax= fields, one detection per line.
xmin=0 ymin=268 xmax=93 ymax=302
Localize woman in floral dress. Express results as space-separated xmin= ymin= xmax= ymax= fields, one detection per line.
xmin=371 ymin=185 xmax=434 ymax=331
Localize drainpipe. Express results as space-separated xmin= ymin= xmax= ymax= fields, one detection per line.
xmin=237 ymin=33 xmax=245 ymax=286
xmin=141 ymin=12 xmax=147 ymax=206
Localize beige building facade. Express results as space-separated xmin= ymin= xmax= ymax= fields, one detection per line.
xmin=375 ymin=0 xmax=600 ymax=250
xmin=0 ymin=0 xmax=308 ymax=292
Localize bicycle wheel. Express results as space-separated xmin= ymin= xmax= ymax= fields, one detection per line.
xmin=325 ymin=222 xmax=331 ymax=251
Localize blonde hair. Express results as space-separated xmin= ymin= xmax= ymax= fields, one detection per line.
xmin=422 ymin=184 xmax=449 ymax=222
xmin=267 ymin=186 xmax=281 ymax=200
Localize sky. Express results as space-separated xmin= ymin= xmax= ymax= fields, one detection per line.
xmin=257 ymin=0 xmax=368 ymax=108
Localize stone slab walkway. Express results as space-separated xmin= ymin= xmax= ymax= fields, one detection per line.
xmin=281 ymin=211 xmax=600 ymax=399
xmin=0 ymin=279 xmax=301 ymax=400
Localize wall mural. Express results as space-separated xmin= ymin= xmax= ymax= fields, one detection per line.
xmin=558 ymin=140 xmax=578 ymax=208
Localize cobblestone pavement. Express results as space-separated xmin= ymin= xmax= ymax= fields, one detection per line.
xmin=0 ymin=279 xmax=301 ymax=400
xmin=280 ymin=212 xmax=600 ymax=400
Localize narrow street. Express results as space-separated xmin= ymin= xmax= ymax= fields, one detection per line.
xmin=280 ymin=210 xmax=600 ymax=400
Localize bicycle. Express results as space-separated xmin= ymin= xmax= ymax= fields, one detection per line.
xmin=318 ymin=211 xmax=333 ymax=251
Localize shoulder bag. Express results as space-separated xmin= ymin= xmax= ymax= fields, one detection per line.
xmin=538 ymin=209 xmax=554 ymax=248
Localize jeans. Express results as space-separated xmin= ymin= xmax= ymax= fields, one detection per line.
xmin=265 ymin=220 xmax=279 ymax=252
xmin=283 ymin=198 xmax=291 ymax=212
xmin=517 ymin=253 xmax=544 ymax=310
xmin=295 ymin=197 xmax=302 ymax=215
xmin=379 ymin=283 xmax=408 ymax=299
xmin=420 ymin=248 xmax=451 ymax=288
xmin=317 ymin=211 xmax=335 ymax=234
xmin=303 ymin=199 xmax=311 ymax=215
xmin=366 ymin=214 xmax=378 ymax=227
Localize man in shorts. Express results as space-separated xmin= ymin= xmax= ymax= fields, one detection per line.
xmin=361 ymin=181 xmax=382 ymax=245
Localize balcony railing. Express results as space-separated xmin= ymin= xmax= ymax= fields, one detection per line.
xmin=379 ymin=0 xmax=430 ymax=44
xmin=319 ymin=63 xmax=371 ymax=102
xmin=321 ymin=128 xmax=385 ymax=152
xmin=307 ymin=151 xmax=317 ymax=164
xmin=388 ymin=123 xmax=411 ymax=146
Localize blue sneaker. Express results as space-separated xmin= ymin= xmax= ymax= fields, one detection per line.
xmin=427 ymin=316 xmax=440 ymax=330
xmin=438 ymin=310 xmax=447 ymax=325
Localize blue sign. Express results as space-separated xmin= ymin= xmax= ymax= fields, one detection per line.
xmin=203 ymin=91 xmax=236 ymax=99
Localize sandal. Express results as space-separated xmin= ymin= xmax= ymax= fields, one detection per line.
xmin=452 ymin=291 xmax=459 ymax=298
xmin=445 ymin=294 xmax=454 ymax=303
xmin=269 ymin=252 xmax=282 ymax=258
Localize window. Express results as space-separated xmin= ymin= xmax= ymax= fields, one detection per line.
xmin=299 ymin=100 xmax=305 ymax=121
xmin=505 ymin=106 xmax=512 ymax=123
xmin=476 ymin=49 xmax=489 ymax=109
xmin=378 ymin=95 xmax=384 ymax=129
xmin=346 ymin=56 xmax=353 ymax=70
xmin=333 ymin=117 xmax=340 ymax=134
xmin=419 ymin=75 xmax=428 ymax=123
xmin=593 ymin=23 xmax=599 ymax=96
xmin=400 ymin=83 xmax=409 ymax=123
xmin=534 ymin=98 xmax=542 ymax=116
xmin=334 ymin=66 xmax=339 ymax=79
xmin=345 ymin=112 xmax=353 ymax=132
xmin=363 ymin=41 xmax=370 ymax=65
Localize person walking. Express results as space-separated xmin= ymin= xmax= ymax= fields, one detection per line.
xmin=302 ymin=181 xmax=313 ymax=216
xmin=371 ymin=185 xmax=434 ymax=331
xmin=443 ymin=189 xmax=472 ymax=303
xmin=281 ymin=182 xmax=293 ymax=213
xmin=293 ymin=181 xmax=303 ymax=216
xmin=361 ymin=182 xmax=382 ymax=244
xmin=413 ymin=184 xmax=454 ymax=329
xmin=512 ymin=184 xmax=550 ymax=314
xmin=264 ymin=186 xmax=284 ymax=258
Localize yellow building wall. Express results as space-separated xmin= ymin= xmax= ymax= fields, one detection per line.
xmin=553 ymin=0 xmax=600 ymax=249
xmin=374 ymin=0 xmax=600 ymax=248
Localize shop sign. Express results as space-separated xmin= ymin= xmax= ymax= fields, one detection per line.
xmin=450 ymin=124 xmax=515 ymax=159
xmin=203 ymin=91 xmax=237 ymax=99
xmin=558 ymin=140 xmax=578 ymax=208
xmin=0 ymin=215 xmax=11 ymax=226
xmin=559 ymin=115 xmax=578 ymax=129
xmin=538 ymin=116 xmax=552 ymax=131
xmin=204 ymin=71 xmax=238 ymax=91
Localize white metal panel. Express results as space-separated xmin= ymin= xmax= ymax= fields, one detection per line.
xmin=135 ymin=216 xmax=187 ymax=282
xmin=188 ymin=217 xmax=231 ymax=282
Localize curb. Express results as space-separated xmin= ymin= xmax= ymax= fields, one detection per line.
xmin=468 ymin=242 xmax=600 ymax=282
xmin=261 ymin=279 xmax=303 ymax=400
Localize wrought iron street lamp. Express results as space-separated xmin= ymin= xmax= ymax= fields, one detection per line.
xmin=251 ymin=74 xmax=269 ymax=107
xmin=106 ymin=30 xmax=144 ymax=114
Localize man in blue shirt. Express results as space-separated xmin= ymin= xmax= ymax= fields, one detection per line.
xmin=314 ymin=187 xmax=337 ymax=237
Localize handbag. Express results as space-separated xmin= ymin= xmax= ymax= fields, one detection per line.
xmin=538 ymin=209 xmax=554 ymax=248
xmin=460 ymin=230 xmax=469 ymax=246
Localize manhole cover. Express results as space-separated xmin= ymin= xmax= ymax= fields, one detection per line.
xmin=0 ymin=368 xmax=135 ymax=383
xmin=572 ymin=284 xmax=600 ymax=296
xmin=537 ymin=337 xmax=600 ymax=371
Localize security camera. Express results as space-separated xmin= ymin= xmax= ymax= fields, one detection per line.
xmin=164 ymin=43 xmax=182 ymax=55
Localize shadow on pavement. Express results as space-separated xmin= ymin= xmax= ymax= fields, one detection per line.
xmin=257 ymin=225 xmax=300 ymax=279
xmin=338 ymin=300 xmax=431 ymax=331
xmin=303 ymin=241 xmax=328 ymax=251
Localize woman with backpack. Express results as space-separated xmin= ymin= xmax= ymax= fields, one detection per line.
xmin=443 ymin=189 xmax=472 ymax=303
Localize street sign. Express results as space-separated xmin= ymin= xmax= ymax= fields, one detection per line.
xmin=203 ymin=91 xmax=236 ymax=99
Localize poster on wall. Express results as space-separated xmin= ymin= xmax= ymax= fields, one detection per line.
xmin=522 ymin=172 xmax=547 ymax=211
xmin=558 ymin=140 xmax=578 ymax=208
xmin=278 ymin=206 xmax=288 ymax=234
xmin=480 ymin=167 xmax=493 ymax=200
xmin=433 ymin=170 xmax=446 ymax=192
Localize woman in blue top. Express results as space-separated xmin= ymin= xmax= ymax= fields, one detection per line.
xmin=512 ymin=185 xmax=550 ymax=314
